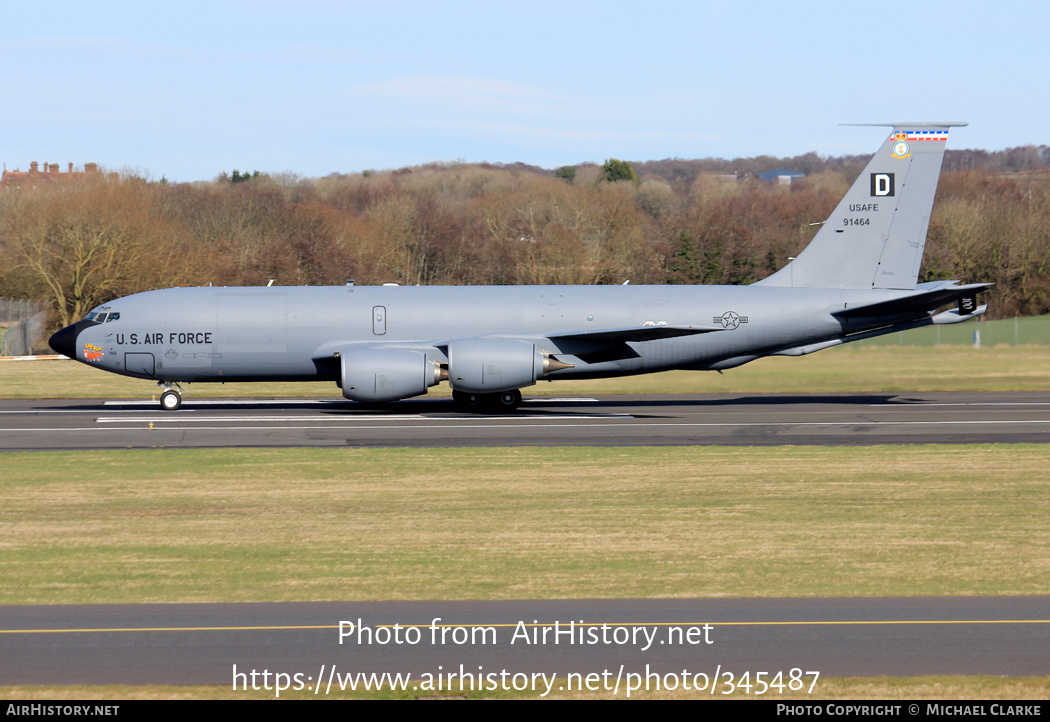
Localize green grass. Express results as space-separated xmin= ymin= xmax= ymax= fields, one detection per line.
xmin=2 ymin=445 xmax=1048 ymax=605
xmin=3 ymin=675 xmax=1049 ymax=700
xmin=2 ymin=344 xmax=1050 ymax=399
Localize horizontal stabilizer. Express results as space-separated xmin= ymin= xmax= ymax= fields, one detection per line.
xmin=932 ymin=304 xmax=987 ymax=325
xmin=831 ymin=282 xmax=993 ymax=319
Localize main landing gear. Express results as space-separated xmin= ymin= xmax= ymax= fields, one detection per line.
xmin=452 ymin=388 xmax=522 ymax=412
xmin=158 ymin=382 xmax=184 ymax=411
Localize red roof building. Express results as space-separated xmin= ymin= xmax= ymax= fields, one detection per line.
xmin=0 ymin=161 xmax=100 ymax=187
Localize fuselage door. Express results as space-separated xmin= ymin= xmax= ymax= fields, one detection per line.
xmin=124 ymin=352 xmax=156 ymax=378
xmin=372 ymin=306 xmax=387 ymax=335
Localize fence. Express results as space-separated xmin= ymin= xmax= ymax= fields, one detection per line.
xmin=851 ymin=314 xmax=1050 ymax=348
xmin=0 ymin=298 xmax=48 ymax=356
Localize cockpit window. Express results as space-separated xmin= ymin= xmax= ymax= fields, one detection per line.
xmin=84 ymin=308 xmax=120 ymax=323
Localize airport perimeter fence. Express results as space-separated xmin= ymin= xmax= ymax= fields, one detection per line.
xmin=0 ymin=298 xmax=48 ymax=356
xmin=851 ymin=314 xmax=1050 ymax=348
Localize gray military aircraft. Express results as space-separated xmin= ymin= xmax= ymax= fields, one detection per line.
xmin=50 ymin=123 xmax=989 ymax=411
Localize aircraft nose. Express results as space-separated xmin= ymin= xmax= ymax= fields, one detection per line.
xmin=49 ymin=323 xmax=80 ymax=358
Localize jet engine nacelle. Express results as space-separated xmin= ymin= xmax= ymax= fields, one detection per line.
xmin=447 ymin=338 xmax=544 ymax=393
xmin=340 ymin=348 xmax=442 ymax=402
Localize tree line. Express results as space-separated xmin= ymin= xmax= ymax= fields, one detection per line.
xmin=1 ymin=149 xmax=1047 ymax=331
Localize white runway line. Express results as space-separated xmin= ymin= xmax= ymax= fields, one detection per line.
xmin=871 ymin=402 xmax=1050 ymax=407
xmin=103 ymin=396 xmax=600 ymax=406
xmin=0 ymin=409 xmax=196 ymax=414
xmin=103 ymin=398 xmax=336 ymax=406
xmin=525 ymin=397 xmax=599 ymax=402
xmin=94 ymin=413 xmax=635 ymax=424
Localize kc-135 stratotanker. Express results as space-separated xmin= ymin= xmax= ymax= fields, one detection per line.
xmin=50 ymin=123 xmax=989 ymax=411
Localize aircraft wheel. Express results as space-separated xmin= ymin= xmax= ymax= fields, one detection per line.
xmin=160 ymin=390 xmax=182 ymax=411
xmin=494 ymin=389 xmax=522 ymax=411
xmin=452 ymin=390 xmax=484 ymax=410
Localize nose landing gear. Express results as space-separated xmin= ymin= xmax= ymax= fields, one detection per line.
xmin=158 ymin=382 xmax=184 ymax=411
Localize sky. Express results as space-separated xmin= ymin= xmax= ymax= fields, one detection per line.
xmin=2 ymin=1 xmax=1047 ymax=182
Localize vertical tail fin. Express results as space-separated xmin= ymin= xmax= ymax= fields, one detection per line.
xmin=757 ymin=122 xmax=966 ymax=290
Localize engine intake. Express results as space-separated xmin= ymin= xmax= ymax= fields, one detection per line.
xmin=447 ymin=338 xmax=546 ymax=393
xmin=340 ymin=348 xmax=442 ymax=402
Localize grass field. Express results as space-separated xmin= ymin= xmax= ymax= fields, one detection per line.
xmin=2 ymin=345 xmax=1050 ymax=399
xmin=3 ymin=445 xmax=1048 ymax=605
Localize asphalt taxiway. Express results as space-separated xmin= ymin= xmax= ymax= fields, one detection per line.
xmin=2 ymin=391 xmax=1050 ymax=451
xmin=2 ymin=597 xmax=1048 ymax=687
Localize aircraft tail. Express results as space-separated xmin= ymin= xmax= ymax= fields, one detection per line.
xmin=756 ymin=122 xmax=967 ymax=290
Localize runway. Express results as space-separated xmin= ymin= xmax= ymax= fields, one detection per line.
xmin=2 ymin=391 xmax=1050 ymax=451
xmin=2 ymin=597 xmax=1048 ymax=688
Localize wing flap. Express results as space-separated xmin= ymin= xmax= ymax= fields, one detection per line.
xmin=549 ymin=324 xmax=722 ymax=344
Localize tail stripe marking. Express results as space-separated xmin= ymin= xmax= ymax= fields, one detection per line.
xmin=902 ymin=130 xmax=949 ymax=141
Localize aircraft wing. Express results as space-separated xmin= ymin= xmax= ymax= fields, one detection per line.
xmin=548 ymin=324 xmax=723 ymax=344
xmin=832 ymin=282 xmax=993 ymax=319
xmin=540 ymin=324 xmax=723 ymax=363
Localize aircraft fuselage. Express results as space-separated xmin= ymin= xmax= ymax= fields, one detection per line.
xmin=59 ymin=283 xmax=930 ymax=384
